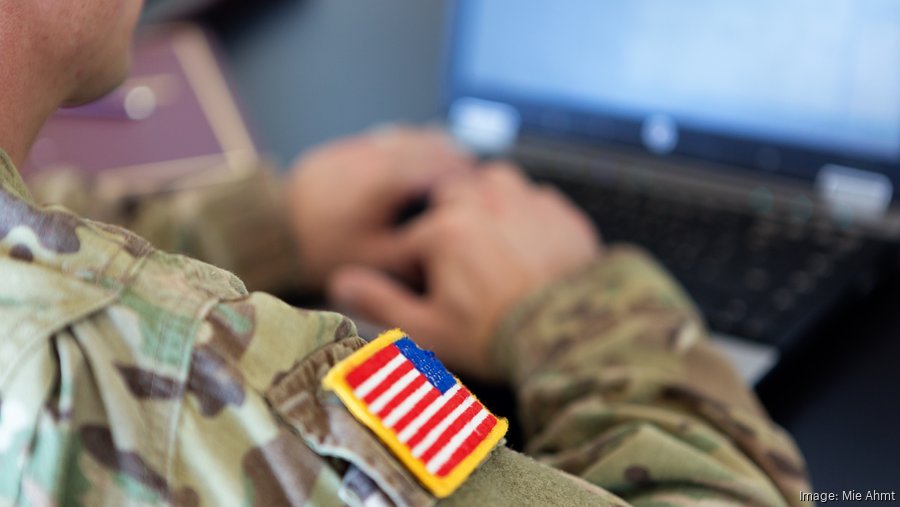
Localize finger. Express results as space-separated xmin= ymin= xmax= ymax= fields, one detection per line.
xmin=434 ymin=162 xmax=531 ymax=215
xmin=375 ymin=126 xmax=470 ymax=164
xmin=430 ymin=158 xmax=534 ymax=207
xmin=478 ymin=161 xmax=532 ymax=193
xmin=380 ymin=130 xmax=475 ymax=195
xmin=328 ymin=265 xmax=432 ymax=330
xmin=363 ymin=233 xmax=427 ymax=284
xmin=367 ymin=123 xmax=416 ymax=144
xmin=431 ymin=172 xmax=482 ymax=207
xmin=534 ymin=184 xmax=603 ymax=248
xmin=536 ymin=183 xmax=574 ymax=204
xmin=400 ymin=207 xmax=461 ymax=256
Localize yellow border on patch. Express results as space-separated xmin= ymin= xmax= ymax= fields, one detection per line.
xmin=323 ymin=329 xmax=508 ymax=498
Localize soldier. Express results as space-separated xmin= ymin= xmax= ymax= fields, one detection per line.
xmin=0 ymin=0 xmax=811 ymax=505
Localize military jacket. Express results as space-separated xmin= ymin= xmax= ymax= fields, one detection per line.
xmin=0 ymin=150 xmax=811 ymax=506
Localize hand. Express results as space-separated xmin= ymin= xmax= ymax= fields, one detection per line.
xmin=285 ymin=126 xmax=475 ymax=290
xmin=329 ymin=163 xmax=601 ymax=380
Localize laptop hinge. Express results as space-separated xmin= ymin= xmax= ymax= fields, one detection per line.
xmin=449 ymin=98 xmax=520 ymax=154
xmin=816 ymin=164 xmax=894 ymax=220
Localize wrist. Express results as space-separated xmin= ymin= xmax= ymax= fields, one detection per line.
xmin=282 ymin=182 xmax=325 ymax=295
xmin=488 ymin=245 xmax=701 ymax=386
xmin=218 ymin=164 xmax=310 ymax=294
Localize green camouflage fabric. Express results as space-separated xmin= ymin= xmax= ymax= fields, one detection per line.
xmin=0 ymin=148 xmax=811 ymax=506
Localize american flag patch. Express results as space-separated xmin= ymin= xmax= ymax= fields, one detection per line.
xmin=323 ymin=329 xmax=508 ymax=498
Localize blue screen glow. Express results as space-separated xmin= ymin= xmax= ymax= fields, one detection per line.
xmin=456 ymin=0 xmax=900 ymax=160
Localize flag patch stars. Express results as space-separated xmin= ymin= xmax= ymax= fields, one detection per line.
xmin=323 ymin=329 xmax=508 ymax=498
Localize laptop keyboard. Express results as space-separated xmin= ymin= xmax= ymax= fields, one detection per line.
xmin=536 ymin=174 xmax=889 ymax=349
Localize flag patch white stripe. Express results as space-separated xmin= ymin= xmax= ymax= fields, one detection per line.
xmin=383 ymin=381 xmax=433 ymax=428
xmin=425 ymin=409 xmax=490 ymax=474
xmin=398 ymin=384 xmax=461 ymax=443
xmin=354 ymin=354 xmax=406 ymax=399
xmin=369 ymin=368 xmax=421 ymax=414
xmin=412 ymin=397 xmax=477 ymax=458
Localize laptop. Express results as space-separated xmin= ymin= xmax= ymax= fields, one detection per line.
xmin=444 ymin=0 xmax=900 ymax=383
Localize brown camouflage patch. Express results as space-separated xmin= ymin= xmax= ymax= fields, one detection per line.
xmin=171 ymin=488 xmax=200 ymax=507
xmin=183 ymin=301 xmax=257 ymax=417
xmin=334 ymin=318 xmax=354 ymax=341
xmin=629 ymin=295 xmax=677 ymax=316
xmin=725 ymin=417 xmax=756 ymax=438
xmin=81 ymin=425 xmax=168 ymax=491
xmin=563 ymin=300 xmax=594 ymax=319
xmin=543 ymin=311 xmax=621 ymax=364
xmin=207 ymin=301 xmax=256 ymax=361
xmin=81 ymin=425 xmax=198 ymax=505
xmin=270 ymin=361 xmax=301 ymax=388
xmin=0 ymin=189 xmax=81 ymax=253
xmin=767 ymin=451 xmax=808 ymax=480
xmin=117 ymin=365 xmax=183 ymax=400
xmin=660 ymin=385 xmax=728 ymax=414
xmin=623 ymin=465 xmax=655 ymax=486
xmin=187 ymin=347 xmax=245 ymax=417
xmin=90 ymin=221 xmax=151 ymax=257
xmin=509 ymin=301 xmax=546 ymax=340
xmin=9 ymin=244 xmax=33 ymax=262
xmin=241 ymin=432 xmax=324 ymax=506
xmin=658 ymin=385 xmax=763 ymax=443
xmin=549 ymin=425 xmax=634 ymax=474
xmin=564 ymin=302 xmax=615 ymax=326
xmin=533 ymin=375 xmax=629 ymax=411
xmin=544 ymin=333 xmax=578 ymax=364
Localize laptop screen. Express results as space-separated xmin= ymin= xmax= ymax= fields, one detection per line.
xmin=447 ymin=0 xmax=900 ymax=190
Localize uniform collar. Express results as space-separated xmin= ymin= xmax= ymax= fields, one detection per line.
xmin=0 ymin=149 xmax=35 ymax=204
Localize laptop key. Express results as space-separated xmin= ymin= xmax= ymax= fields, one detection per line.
xmin=534 ymin=172 xmax=892 ymax=349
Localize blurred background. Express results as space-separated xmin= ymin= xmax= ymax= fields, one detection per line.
xmin=24 ymin=0 xmax=900 ymax=494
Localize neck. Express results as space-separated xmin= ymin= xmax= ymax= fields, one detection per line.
xmin=0 ymin=24 xmax=71 ymax=167
xmin=0 ymin=72 xmax=68 ymax=169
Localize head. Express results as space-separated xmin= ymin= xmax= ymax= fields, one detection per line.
xmin=1 ymin=0 xmax=144 ymax=106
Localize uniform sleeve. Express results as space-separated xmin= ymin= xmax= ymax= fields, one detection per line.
xmin=125 ymin=168 xmax=310 ymax=295
xmin=167 ymin=292 xmax=357 ymax=507
xmin=490 ymin=245 xmax=811 ymax=507
xmin=29 ymin=165 xmax=308 ymax=295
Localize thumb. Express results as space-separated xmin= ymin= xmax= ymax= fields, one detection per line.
xmin=329 ymin=265 xmax=430 ymax=331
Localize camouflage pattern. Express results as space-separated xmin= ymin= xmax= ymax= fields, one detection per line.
xmin=490 ymin=246 xmax=811 ymax=506
xmin=0 ymin=148 xmax=811 ymax=506
xmin=27 ymin=163 xmax=307 ymax=295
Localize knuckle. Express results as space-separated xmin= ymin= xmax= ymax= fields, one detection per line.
xmin=482 ymin=162 xmax=523 ymax=185
xmin=434 ymin=209 xmax=470 ymax=239
xmin=536 ymin=183 xmax=562 ymax=200
xmin=434 ymin=178 xmax=469 ymax=203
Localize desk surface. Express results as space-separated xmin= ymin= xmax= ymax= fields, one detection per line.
xmin=209 ymin=0 xmax=900 ymax=492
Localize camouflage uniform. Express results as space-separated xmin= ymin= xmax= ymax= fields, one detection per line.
xmin=0 ymin=149 xmax=811 ymax=506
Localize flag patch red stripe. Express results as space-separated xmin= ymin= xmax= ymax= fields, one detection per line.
xmin=345 ymin=345 xmax=400 ymax=388
xmin=377 ymin=374 xmax=428 ymax=418
xmin=405 ymin=387 xmax=469 ymax=449
xmin=436 ymin=415 xmax=498 ymax=477
xmin=391 ymin=386 xmax=441 ymax=433
xmin=361 ymin=360 xmax=415 ymax=404
xmin=419 ymin=401 xmax=483 ymax=463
